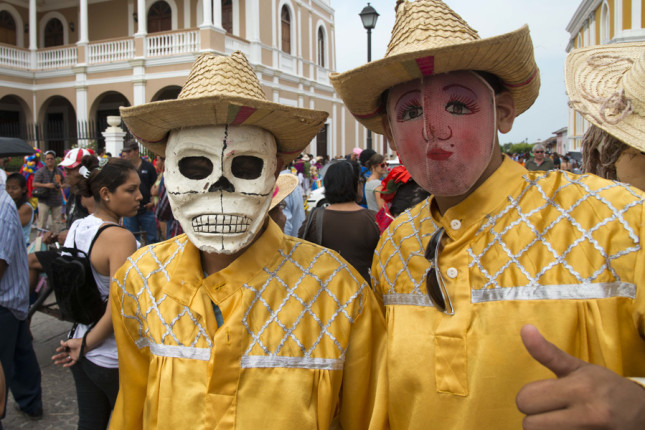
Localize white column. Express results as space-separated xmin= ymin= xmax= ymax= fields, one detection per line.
xmin=79 ymin=0 xmax=89 ymax=44
xmin=332 ymin=102 xmax=338 ymax=157
xmin=246 ymin=0 xmax=261 ymax=62
xmin=272 ymin=0 xmax=278 ymax=66
xmin=201 ymin=0 xmax=213 ymax=28
xmin=184 ymin=0 xmax=191 ymax=28
xmin=213 ymin=0 xmax=224 ymax=31
xmin=29 ymin=0 xmax=37 ymax=50
xmin=341 ymin=104 xmax=346 ymax=159
xmin=614 ymin=0 xmax=623 ymax=40
xmin=29 ymin=0 xmax=37 ymax=68
xmin=633 ymin=0 xmax=642 ymax=30
xmin=297 ymin=7 xmax=302 ymax=75
xmin=136 ymin=0 xmax=147 ymax=36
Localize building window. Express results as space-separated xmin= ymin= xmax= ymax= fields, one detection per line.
xmin=0 ymin=11 xmax=16 ymax=46
xmin=148 ymin=1 xmax=172 ymax=33
xmin=222 ymin=0 xmax=232 ymax=34
xmin=44 ymin=18 xmax=64 ymax=47
xmin=281 ymin=5 xmax=291 ymax=54
xmin=317 ymin=27 xmax=325 ymax=67
xmin=600 ymin=2 xmax=610 ymax=43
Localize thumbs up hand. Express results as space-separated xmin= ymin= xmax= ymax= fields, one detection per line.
xmin=516 ymin=325 xmax=645 ymax=429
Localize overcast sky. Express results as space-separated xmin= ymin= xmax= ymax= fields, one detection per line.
xmin=331 ymin=0 xmax=581 ymax=144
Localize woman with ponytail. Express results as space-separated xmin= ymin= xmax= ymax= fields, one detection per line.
xmin=51 ymin=156 xmax=141 ymax=429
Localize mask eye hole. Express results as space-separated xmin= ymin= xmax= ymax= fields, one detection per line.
xmin=178 ymin=156 xmax=213 ymax=180
xmin=231 ymin=156 xmax=264 ymax=180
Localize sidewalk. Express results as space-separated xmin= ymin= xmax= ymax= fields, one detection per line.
xmin=3 ymin=311 xmax=78 ymax=429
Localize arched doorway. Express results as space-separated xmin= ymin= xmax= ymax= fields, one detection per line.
xmin=151 ymin=86 xmax=181 ymax=102
xmin=39 ymin=96 xmax=76 ymax=154
xmin=90 ymin=92 xmax=130 ymax=151
xmin=222 ymin=0 xmax=233 ymax=34
xmin=148 ymin=1 xmax=172 ymax=33
xmin=0 ymin=95 xmax=29 ymax=141
xmin=0 ymin=11 xmax=17 ymax=46
xmin=44 ymin=18 xmax=64 ymax=47
xmin=281 ymin=5 xmax=291 ymax=54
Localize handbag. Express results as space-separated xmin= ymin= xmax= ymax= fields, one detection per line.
xmin=50 ymin=223 xmax=122 ymax=325
xmin=32 ymin=187 xmax=49 ymax=199
xmin=32 ymin=169 xmax=56 ymax=199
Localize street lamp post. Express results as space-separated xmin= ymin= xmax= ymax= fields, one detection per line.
xmin=360 ymin=2 xmax=379 ymax=150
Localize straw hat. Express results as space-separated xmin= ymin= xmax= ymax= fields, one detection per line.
xmin=329 ymin=0 xmax=540 ymax=135
xmin=565 ymin=42 xmax=645 ymax=152
xmin=270 ymin=173 xmax=299 ymax=210
xmin=120 ymin=51 xmax=328 ymax=163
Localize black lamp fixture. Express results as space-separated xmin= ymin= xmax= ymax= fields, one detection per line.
xmin=69 ymin=22 xmax=75 ymax=32
xmin=133 ymin=12 xmax=138 ymax=23
xmin=359 ymin=2 xmax=379 ymax=149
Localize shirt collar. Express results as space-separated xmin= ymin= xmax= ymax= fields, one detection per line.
xmin=431 ymin=155 xmax=527 ymax=237
xmin=163 ymin=218 xmax=285 ymax=306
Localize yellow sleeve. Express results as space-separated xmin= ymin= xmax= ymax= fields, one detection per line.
xmin=339 ymin=286 xmax=389 ymax=430
xmin=109 ymin=270 xmax=149 ymax=429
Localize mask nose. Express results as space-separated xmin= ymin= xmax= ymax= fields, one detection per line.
xmin=208 ymin=176 xmax=235 ymax=193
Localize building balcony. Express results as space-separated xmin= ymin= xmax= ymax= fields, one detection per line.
xmin=0 ymin=29 xmax=204 ymax=71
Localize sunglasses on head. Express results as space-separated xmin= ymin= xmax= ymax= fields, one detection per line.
xmin=424 ymin=228 xmax=454 ymax=315
xmin=533 ymin=150 xmax=544 ymax=154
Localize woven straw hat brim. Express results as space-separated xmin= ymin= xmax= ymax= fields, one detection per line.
xmin=120 ymin=96 xmax=327 ymax=163
xmin=330 ymin=25 xmax=540 ymax=135
xmin=270 ymin=173 xmax=298 ymax=210
xmin=565 ymin=42 xmax=645 ymax=152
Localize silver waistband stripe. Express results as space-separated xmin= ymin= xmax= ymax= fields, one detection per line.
xmin=241 ymin=355 xmax=345 ymax=370
xmin=383 ymin=294 xmax=434 ymax=307
xmin=471 ymin=282 xmax=636 ymax=303
xmin=136 ymin=337 xmax=211 ymax=361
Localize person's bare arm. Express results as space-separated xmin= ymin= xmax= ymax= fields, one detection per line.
xmin=17 ymin=204 xmax=33 ymax=228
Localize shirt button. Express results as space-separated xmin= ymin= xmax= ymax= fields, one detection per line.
xmin=450 ymin=220 xmax=462 ymax=230
xmin=446 ymin=267 xmax=458 ymax=279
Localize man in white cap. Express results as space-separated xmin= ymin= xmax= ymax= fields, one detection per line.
xmin=112 ymin=51 xmax=387 ymax=429
xmin=331 ymin=0 xmax=645 ymax=428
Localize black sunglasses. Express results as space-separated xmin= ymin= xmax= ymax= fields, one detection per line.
xmin=424 ymin=228 xmax=454 ymax=315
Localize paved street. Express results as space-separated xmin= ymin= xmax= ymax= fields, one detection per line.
xmin=3 ymin=310 xmax=79 ymax=429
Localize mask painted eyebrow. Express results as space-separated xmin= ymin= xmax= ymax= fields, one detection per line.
xmin=442 ymin=83 xmax=478 ymax=98
xmin=394 ymin=89 xmax=421 ymax=105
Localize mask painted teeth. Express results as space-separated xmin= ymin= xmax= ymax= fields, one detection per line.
xmin=192 ymin=214 xmax=252 ymax=234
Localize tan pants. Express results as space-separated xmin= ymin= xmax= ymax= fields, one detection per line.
xmin=37 ymin=203 xmax=63 ymax=233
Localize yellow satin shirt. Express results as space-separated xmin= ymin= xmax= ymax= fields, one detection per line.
xmin=111 ymin=219 xmax=388 ymax=429
xmin=372 ymin=156 xmax=645 ymax=429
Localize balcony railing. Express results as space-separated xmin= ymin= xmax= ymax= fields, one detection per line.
xmin=224 ymin=35 xmax=250 ymax=57
xmin=88 ymin=38 xmax=135 ymax=64
xmin=0 ymin=44 xmax=30 ymax=69
xmin=37 ymin=46 xmax=77 ymax=69
xmin=145 ymin=30 xmax=199 ymax=58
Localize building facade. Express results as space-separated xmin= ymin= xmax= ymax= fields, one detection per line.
xmin=0 ymin=0 xmax=387 ymax=158
xmin=566 ymin=0 xmax=645 ymax=150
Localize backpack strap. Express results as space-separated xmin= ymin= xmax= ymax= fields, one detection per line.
xmin=314 ymin=206 xmax=324 ymax=245
xmin=299 ymin=207 xmax=318 ymax=240
xmin=88 ymin=223 xmax=125 ymax=258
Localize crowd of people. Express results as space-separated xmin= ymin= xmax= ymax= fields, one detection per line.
xmin=1 ymin=0 xmax=645 ymax=429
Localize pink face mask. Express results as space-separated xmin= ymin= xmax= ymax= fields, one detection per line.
xmin=386 ymin=71 xmax=497 ymax=197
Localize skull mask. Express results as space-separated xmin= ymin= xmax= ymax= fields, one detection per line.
xmin=165 ymin=125 xmax=278 ymax=254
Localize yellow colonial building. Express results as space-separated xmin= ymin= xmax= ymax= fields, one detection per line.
xmin=0 ymin=0 xmax=385 ymax=158
xmin=566 ymin=0 xmax=645 ymax=150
